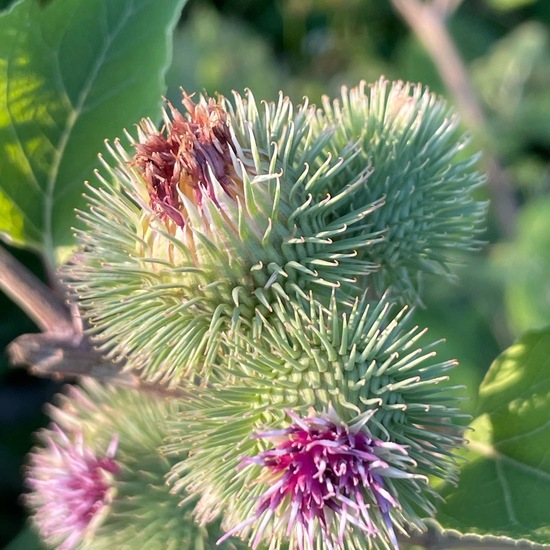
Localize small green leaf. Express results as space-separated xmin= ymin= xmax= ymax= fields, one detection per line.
xmin=435 ymin=328 xmax=550 ymax=546
xmin=0 ymin=0 xmax=187 ymax=267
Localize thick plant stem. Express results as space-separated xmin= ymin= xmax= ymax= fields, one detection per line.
xmin=405 ymin=527 xmax=541 ymax=549
xmin=0 ymin=244 xmax=176 ymax=393
xmin=0 ymin=243 xmax=117 ymax=380
xmin=0 ymin=244 xmax=73 ymax=335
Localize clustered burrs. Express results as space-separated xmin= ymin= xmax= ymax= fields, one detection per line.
xmin=26 ymin=78 xmax=486 ymax=550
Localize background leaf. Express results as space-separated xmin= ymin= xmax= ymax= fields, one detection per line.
xmin=485 ymin=0 xmax=538 ymax=11
xmin=492 ymin=199 xmax=550 ymax=335
xmin=0 ymin=0 xmax=187 ymax=267
xmin=435 ymin=328 xmax=550 ymax=546
xmin=4 ymin=527 xmax=44 ymax=550
xmin=166 ymin=4 xmax=283 ymax=105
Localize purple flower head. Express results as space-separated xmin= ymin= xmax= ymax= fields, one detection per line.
xmin=26 ymin=424 xmax=119 ymax=550
xmin=219 ymin=408 xmax=424 ymax=550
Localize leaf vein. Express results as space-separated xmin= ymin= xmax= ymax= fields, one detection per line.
xmin=44 ymin=1 xmax=138 ymax=257
xmin=496 ymin=418 xmax=550 ymax=446
xmin=495 ymin=458 xmax=518 ymax=525
xmin=470 ymin=439 xmax=550 ymax=482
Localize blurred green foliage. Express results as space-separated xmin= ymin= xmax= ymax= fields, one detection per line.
xmin=2 ymin=0 xmax=550 ymax=547
xmin=494 ymin=199 xmax=550 ymax=334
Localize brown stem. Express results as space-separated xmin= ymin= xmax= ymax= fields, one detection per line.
xmin=391 ymin=0 xmax=517 ymax=238
xmin=0 ymin=243 xmax=182 ymax=398
xmin=8 ymin=331 xmax=186 ymax=398
xmin=0 ymin=244 xmax=73 ymax=334
xmin=8 ymin=332 xmax=133 ymax=384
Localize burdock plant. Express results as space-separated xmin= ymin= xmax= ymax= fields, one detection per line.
xmin=24 ymin=78 xmax=485 ymax=550
xmin=166 ymin=294 xmax=463 ymax=550
xmin=26 ymin=380 xmax=247 ymax=550
xmin=67 ymin=78 xmax=484 ymax=384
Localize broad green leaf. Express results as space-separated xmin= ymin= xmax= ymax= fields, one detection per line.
xmin=0 ymin=0 xmax=187 ymax=267
xmin=435 ymin=328 xmax=550 ymax=546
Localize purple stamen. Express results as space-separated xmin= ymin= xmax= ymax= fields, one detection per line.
xmin=219 ymin=409 xmax=417 ymax=549
xmin=26 ymin=426 xmax=119 ymax=550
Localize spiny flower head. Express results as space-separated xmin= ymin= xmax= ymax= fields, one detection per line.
xmin=315 ymin=78 xmax=487 ymax=302
xmin=26 ymin=425 xmax=119 ymax=550
xmin=219 ymin=409 xmax=424 ymax=550
xmin=66 ymin=80 xmax=485 ymax=389
xmin=166 ymin=293 xmax=465 ymax=549
xmin=66 ymin=88 xmax=380 ymax=386
xmin=132 ymin=93 xmax=243 ymax=232
xmin=26 ymin=380 xmax=247 ymax=550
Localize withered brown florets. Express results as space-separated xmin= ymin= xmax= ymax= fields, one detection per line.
xmin=133 ymin=94 xmax=241 ymax=228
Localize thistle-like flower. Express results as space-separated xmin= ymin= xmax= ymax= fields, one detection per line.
xmin=66 ymin=81 xmax=485 ymax=387
xmin=218 ymin=409 xmax=424 ymax=550
xmin=66 ymin=81 xmax=485 ymax=388
xmin=26 ymin=426 xmax=119 ymax=550
xmin=132 ymin=94 xmax=244 ymax=234
xmin=66 ymin=89 xmax=380 ymax=385
xmin=25 ymin=380 xmax=247 ymax=550
xmin=167 ymin=293 xmax=466 ymax=549
xmin=22 ymin=78 xmax=486 ymax=550
xmin=315 ymin=79 xmax=487 ymax=301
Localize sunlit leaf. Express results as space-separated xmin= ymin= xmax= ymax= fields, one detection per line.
xmin=485 ymin=0 xmax=537 ymax=11
xmin=435 ymin=328 xmax=550 ymax=546
xmin=0 ymin=0 xmax=187 ymax=267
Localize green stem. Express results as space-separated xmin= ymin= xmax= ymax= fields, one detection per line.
xmin=404 ymin=526 xmax=543 ymax=549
